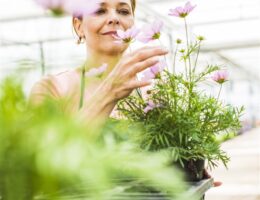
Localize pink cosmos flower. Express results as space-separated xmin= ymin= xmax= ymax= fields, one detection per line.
xmin=35 ymin=0 xmax=100 ymax=17
xmin=35 ymin=0 xmax=65 ymax=15
xmin=85 ymin=63 xmax=108 ymax=77
xmin=113 ymin=26 xmax=140 ymax=44
xmin=144 ymin=100 xmax=160 ymax=113
xmin=64 ymin=0 xmax=101 ymax=17
xmin=168 ymin=1 xmax=196 ymax=18
xmin=141 ymin=60 xmax=166 ymax=81
xmin=137 ymin=20 xmax=164 ymax=43
xmin=212 ymin=70 xmax=228 ymax=84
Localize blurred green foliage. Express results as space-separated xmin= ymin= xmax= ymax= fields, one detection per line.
xmin=0 ymin=77 xmax=189 ymax=200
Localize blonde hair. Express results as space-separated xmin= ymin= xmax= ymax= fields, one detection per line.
xmin=131 ymin=0 xmax=136 ymax=14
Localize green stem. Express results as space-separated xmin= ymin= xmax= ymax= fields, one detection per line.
xmin=184 ymin=57 xmax=188 ymax=80
xmin=124 ymin=100 xmax=140 ymax=116
xmin=79 ymin=64 xmax=86 ymax=110
xmin=39 ymin=42 xmax=45 ymax=76
xmin=136 ymin=86 xmax=143 ymax=99
xmin=184 ymin=18 xmax=191 ymax=81
xmin=217 ymin=84 xmax=222 ymax=101
xmin=193 ymin=43 xmax=201 ymax=74
xmin=158 ymin=39 xmax=169 ymax=72
xmin=173 ymin=44 xmax=179 ymax=74
xmin=184 ymin=18 xmax=193 ymax=110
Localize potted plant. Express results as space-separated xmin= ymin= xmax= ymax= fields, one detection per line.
xmin=117 ymin=2 xmax=244 ymax=181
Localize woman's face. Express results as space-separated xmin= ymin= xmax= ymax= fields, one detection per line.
xmin=80 ymin=0 xmax=134 ymax=56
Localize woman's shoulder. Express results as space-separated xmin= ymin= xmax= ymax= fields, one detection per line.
xmin=29 ymin=69 xmax=80 ymax=105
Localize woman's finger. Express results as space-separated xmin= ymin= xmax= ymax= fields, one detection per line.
xmin=127 ymin=45 xmax=162 ymax=57
xmin=129 ymin=57 xmax=160 ymax=76
xmin=126 ymin=80 xmax=152 ymax=90
xmin=131 ymin=47 xmax=168 ymax=63
xmin=213 ymin=181 xmax=222 ymax=187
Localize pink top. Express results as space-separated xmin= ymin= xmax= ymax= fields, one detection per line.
xmin=29 ymin=68 xmax=104 ymax=114
xmin=29 ymin=68 xmax=151 ymax=116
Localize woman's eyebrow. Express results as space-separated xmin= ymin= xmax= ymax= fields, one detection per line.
xmin=99 ymin=2 xmax=130 ymax=7
xmin=118 ymin=2 xmax=130 ymax=7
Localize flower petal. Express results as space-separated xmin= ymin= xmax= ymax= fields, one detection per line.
xmin=152 ymin=20 xmax=163 ymax=33
xmin=64 ymin=0 xmax=101 ymax=17
xmin=142 ymin=69 xmax=156 ymax=81
xmin=116 ymin=29 xmax=126 ymax=38
xmin=137 ymin=34 xmax=152 ymax=43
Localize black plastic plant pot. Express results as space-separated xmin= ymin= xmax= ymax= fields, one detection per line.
xmin=176 ymin=159 xmax=205 ymax=182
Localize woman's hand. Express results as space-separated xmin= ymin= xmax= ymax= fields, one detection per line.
xmin=203 ymin=169 xmax=222 ymax=187
xmin=104 ymin=46 xmax=168 ymax=102
xmin=78 ymin=46 xmax=168 ymax=126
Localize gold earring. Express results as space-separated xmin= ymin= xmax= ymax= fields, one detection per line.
xmin=77 ymin=36 xmax=85 ymax=44
xmin=77 ymin=36 xmax=81 ymax=44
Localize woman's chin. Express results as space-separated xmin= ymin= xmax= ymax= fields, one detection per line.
xmin=101 ymin=44 xmax=128 ymax=55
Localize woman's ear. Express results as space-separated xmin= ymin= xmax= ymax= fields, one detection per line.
xmin=73 ymin=17 xmax=84 ymax=38
xmin=73 ymin=17 xmax=85 ymax=44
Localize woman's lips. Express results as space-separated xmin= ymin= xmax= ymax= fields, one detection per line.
xmin=102 ymin=31 xmax=117 ymax=35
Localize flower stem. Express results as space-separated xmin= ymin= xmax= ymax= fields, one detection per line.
xmin=79 ymin=64 xmax=86 ymax=110
xmin=39 ymin=42 xmax=45 ymax=76
xmin=184 ymin=18 xmax=193 ymax=110
xmin=193 ymin=42 xmax=201 ymax=74
xmin=159 ymin=39 xmax=169 ymax=72
xmin=173 ymin=44 xmax=179 ymax=74
xmin=217 ymin=84 xmax=222 ymax=101
xmin=184 ymin=57 xmax=188 ymax=80
xmin=184 ymin=18 xmax=191 ymax=81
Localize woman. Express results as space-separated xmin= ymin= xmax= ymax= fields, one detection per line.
xmin=30 ymin=0 xmax=222 ymax=186
xmin=29 ymin=0 xmax=168 ymax=124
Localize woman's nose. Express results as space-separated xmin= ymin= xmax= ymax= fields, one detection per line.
xmin=108 ymin=11 xmax=120 ymax=25
xmin=108 ymin=19 xmax=119 ymax=25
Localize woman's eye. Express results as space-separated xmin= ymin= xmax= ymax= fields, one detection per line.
xmin=95 ymin=8 xmax=106 ymax=15
xmin=118 ymin=9 xmax=130 ymax=15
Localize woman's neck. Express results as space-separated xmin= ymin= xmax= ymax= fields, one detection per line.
xmin=84 ymin=50 xmax=122 ymax=78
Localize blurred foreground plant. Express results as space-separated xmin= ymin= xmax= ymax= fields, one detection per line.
xmin=0 ymin=77 xmax=192 ymax=200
